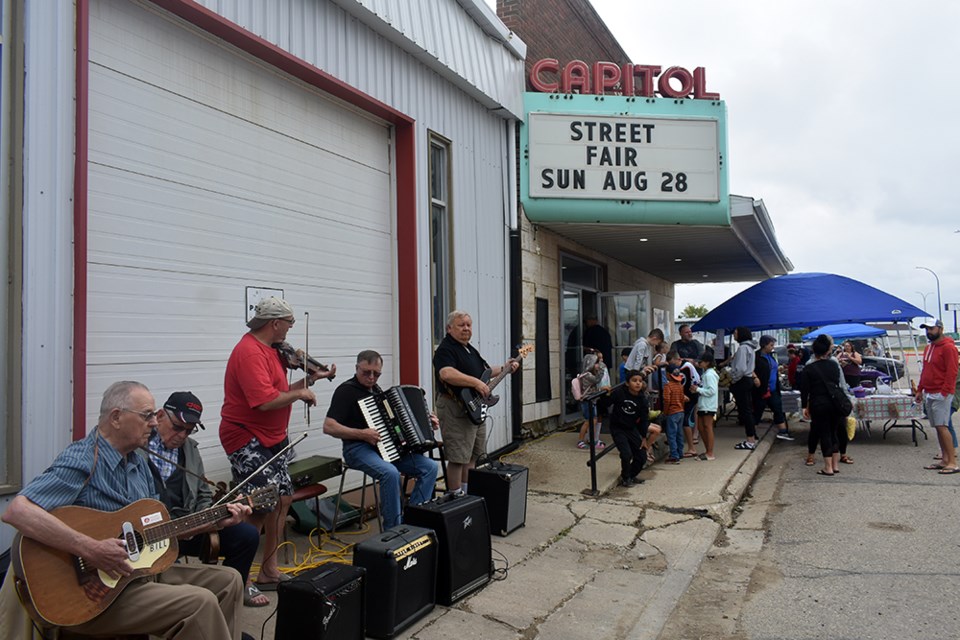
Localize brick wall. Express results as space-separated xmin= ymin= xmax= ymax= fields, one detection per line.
xmin=497 ymin=0 xmax=631 ymax=89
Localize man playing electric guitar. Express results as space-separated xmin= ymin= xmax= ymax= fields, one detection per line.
xmin=0 ymin=381 xmax=250 ymax=639
xmin=434 ymin=310 xmax=519 ymax=494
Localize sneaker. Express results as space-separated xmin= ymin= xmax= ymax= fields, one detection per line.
xmin=734 ymin=440 xmax=756 ymax=450
xmin=776 ymin=431 xmax=795 ymax=441
xmin=666 ymin=457 xmax=681 ymax=464
xmin=619 ymin=476 xmax=635 ymax=487
xmin=595 ymin=441 xmax=606 ymax=450
xmin=629 ymin=476 xmax=646 ymax=485
xmin=577 ymin=441 xmax=587 ymax=449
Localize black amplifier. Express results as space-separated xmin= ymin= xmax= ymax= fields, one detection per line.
xmin=468 ymin=462 xmax=528 ymax=536
xmin=275 ymin=563 xmax=365 ymax=640
xmin=403 ymin=493 xmax=491 ymax=605
xmin=353 ymin=525 xmax=437 ymax=638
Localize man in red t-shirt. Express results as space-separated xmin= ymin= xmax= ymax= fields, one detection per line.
xmin=916 ymin=319 xmax=960 ymax=474
xmin=220 ymin=297 xmax=336 ymax=589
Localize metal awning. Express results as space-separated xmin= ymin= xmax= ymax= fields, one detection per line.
xmin=531 ymin=195 xmax=793 ymax=283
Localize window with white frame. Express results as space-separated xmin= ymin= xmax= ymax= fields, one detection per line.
xmin=429 ymin=135 xmax=452 ymax=345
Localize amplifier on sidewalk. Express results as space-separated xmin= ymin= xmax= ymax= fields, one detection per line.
xmin=403 ymin=493 xmax=491 ymax=605
xmin=353 ymin=525 xmax=437 ymax=638
xmin=468 ymin=462 xmax=528 ymax=536
xmin=275 ymin=563 xmax=365 ymax=640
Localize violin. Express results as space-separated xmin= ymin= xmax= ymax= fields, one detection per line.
xmin=273 ymin=341 xmax=336 ymax=381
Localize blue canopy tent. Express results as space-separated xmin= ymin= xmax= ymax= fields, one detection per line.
xmin=802 ymin=323 xmax=886 ymax=341
xmin=692 ymin=273 xmax=925 ymax=332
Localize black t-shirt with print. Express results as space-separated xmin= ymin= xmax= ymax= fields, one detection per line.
xmin=608 ymin=386 xmax=649 ymax=434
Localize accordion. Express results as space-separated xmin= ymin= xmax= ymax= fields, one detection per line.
xmin=359 ymin=385 xmax=437 ymax=462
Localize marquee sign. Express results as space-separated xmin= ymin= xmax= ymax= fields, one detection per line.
xmin=528 ymin=112 xmax=720 ymax=202
xmin=529 ymin=59 xmax=719 ymax=100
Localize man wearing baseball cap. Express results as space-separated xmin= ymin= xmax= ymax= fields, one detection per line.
xmin=916 ymin=319 xmax=960 ymax=474
xmin=144 ymin=392 xmax=266 ymax=607
xmin=220 ymin=297 xmax=336 ymax=590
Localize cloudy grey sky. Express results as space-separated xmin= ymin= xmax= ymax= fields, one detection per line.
xmin=495 ymin=0 xmax=960 ymax=328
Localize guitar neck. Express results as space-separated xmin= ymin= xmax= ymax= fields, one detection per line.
xmin=144 ymin=503 xmax=231 ymax=543
xmin=485 ymin=360 xmax=514 ymax=396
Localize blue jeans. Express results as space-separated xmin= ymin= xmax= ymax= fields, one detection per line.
xmin=665 ymin=412 xmax=685 ymax=459
xmin=343 ymin=442 xmax=438 ymax=528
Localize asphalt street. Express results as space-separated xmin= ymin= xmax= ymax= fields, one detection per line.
xmin=740 ymin=422 xmax=960 ymax=639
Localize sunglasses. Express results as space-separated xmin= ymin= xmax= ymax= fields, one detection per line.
xmin=164 ymin=410 xmax=198 ymax=435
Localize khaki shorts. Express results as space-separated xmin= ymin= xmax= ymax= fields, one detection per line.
xmin=436 ymin=394 xmax=487 ymax=464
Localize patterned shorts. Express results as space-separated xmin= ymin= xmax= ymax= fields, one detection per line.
xmin=228 ymin=436 xmax=294 ymax=498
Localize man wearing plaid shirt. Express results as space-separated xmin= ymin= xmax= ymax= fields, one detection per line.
xmin=145 ymin=392 xmax=265 ymax=607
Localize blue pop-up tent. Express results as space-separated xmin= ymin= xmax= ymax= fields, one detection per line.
xmin=692 ymin=273 xmax=925 ymax=332
xmin=802 ymin=323 xmax=886 ymax=341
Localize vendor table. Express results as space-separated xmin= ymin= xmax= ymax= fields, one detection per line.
xmin=853 ymin=393 xmax=927 ymax=446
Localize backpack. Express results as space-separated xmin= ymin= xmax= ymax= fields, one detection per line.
xmin=570 ymin=374 xmax=585 ymax=401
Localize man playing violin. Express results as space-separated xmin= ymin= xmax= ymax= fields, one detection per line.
xmin=144 ymin=391 xmax=266 ymax=607
xmin=219 ymin=297 xmax=336 ymax=591
xmin=0 ymin=381 xmax=250 ymax=639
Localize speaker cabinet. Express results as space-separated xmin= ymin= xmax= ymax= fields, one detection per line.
xmin=468 ymin=463 xmax=528 ymax=536
xmin=275 ymin=563 xmax=365 ymax=640
xmin=353 ymin=525 xmax=437 ymax=638
xmin=403 ymin=493 xmax=491 ymax=605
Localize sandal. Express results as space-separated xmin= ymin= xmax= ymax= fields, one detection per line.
xmin=804 ymin=455 xmax=815 ymax=466
xmin=816 ymin=470 xmax=834 ymax=476
xmin=938 ymin=467 xmax=960 ymax=475
xmin=840 ymin=455 xmax=854 ymax=464
xmin=734 ymin=441 xmax=756 ymax=450
xmin=924 ymin=463 xmax=946 ymax=470
xmin=244 ymin=584 xmax=270 ymax=607
xmin=254 ymin=573 xmax=292 ymax=592
xmin=645 ymin=448 xmax=656 ymax=464
xmin=577 ymin=441 xmax=587 ymax=449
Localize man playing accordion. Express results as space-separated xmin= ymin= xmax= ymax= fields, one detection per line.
xmin=323 ymin=350 xmax=438 ymax=528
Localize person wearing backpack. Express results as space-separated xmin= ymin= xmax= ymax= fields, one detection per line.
xmin=576 ymin=353 xmax=608 ymax=450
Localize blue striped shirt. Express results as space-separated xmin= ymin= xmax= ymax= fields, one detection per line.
xmin=21 ymin=429 xmax=158 ymax=512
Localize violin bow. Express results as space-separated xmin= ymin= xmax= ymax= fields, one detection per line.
xmin=304 ymin=310 xmax=311 ymax=425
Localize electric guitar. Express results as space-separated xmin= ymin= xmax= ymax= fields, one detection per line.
xmin=11 ymin=485 xmax=278 ymax=627
xmin=458 ymin=344 xmax=534 ymax=425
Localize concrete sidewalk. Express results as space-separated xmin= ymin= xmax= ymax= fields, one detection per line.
xmin=239 ymin=417 xmax=782 ymax=639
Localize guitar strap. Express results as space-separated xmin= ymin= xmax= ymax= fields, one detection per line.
xmin=140 ymin=444 xmax=219 ymax=490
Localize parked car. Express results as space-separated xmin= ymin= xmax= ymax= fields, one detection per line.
xmin=861 ymin=355 xmax=905 ymax=382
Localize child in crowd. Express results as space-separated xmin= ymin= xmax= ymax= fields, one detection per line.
xmin=667 ymin=350 xmax=701 ymax=457
xmin=618 ymin=347 xmax=631 ymax=385
xmin=607 ymin=370 xmax=650 ymax=486
xmin=662 ymin=363 xmax=688 ymax=463
xmin=695 ymin=354 xmax=719 ymax=460
xmin=577 ymin=353 xmax=607 ymax=450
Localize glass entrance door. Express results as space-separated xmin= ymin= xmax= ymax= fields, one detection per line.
xmin=601 ymin=291 xmax=650 ymax=385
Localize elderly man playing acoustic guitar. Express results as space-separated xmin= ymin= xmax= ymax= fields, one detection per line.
xmin=0 ymin=381 xmax=251 ymax=640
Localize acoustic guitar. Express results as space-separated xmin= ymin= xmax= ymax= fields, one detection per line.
xmin=458 ymin=344 xmax=534 ymax=425
xmin=11 ymin=485 xmax=278 ymax=627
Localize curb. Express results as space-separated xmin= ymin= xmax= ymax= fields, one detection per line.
xmin=708 ymin=425 xmax=776 ymax=526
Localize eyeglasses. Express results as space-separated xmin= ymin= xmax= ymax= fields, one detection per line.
xmin=276 ymin=317 xmax=296 ymax=326
xmin=120 ymin=408 xmax=161 ymax=423
xmin=164 ymin=410 xmax=197 ymax=435
xmin=357 ymin=367 xmax=382 ymax=379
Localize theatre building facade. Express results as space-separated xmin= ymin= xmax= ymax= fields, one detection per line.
xmin=497 ymin=0 xmax=792 ymax=431
xmin=0 ymin=0 xmax=524 ymax=544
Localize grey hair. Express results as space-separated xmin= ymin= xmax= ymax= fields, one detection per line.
xmin=356 ymin=350 xmax=383 ymax=366
xmin=99 ymin=381 xmax=150 ymax=421
xmin=445 ymin=310 xmax=471 ymax=328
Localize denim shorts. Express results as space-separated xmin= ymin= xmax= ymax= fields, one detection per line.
xmin=581 ymin=402 xmax=597 ymax=420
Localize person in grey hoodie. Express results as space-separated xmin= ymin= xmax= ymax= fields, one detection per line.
xmin=729 ymin=326 xmax=761 ymax=450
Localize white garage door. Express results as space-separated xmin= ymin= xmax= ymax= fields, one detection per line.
xmin=86 ymin=0 xmax=395 ymax=476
